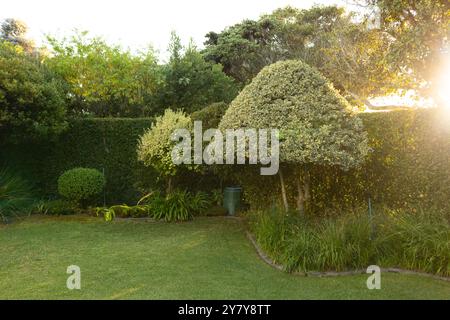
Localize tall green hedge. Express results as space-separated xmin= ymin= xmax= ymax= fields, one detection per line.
xmin=1 ymin=108 xmax=449 ymax=210
xmin=0 ymin=118 xmax=157 ymax=204
xmin=232 ymin=108 xmax=450 ymax=212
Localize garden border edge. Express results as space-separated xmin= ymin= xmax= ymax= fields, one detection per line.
xmin=245 ymin=231 xmax=450 ymax=282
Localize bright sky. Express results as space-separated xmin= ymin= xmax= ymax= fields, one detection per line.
xmin=0 ymin=0 xmax=359 ymax=61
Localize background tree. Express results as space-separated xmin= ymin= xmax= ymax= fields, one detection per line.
xmin=269 ymin=6 xmax=400 ymax=105
xmin=219 ymin=60 xmax=369 ymax=213
xmin=0 ymin=41 xmax=67 ymax=142
xmin=203 ymin=19 xmax=283 ymax=84
xmin=0 ymin=18 xmax=34 ymax=52
xmin=46 ymin=31 xmax=163 ymax=117
xmin=204 ymin=5 xmax=400 ymax=107
xmin=159 ymin=32 xmax=238 ymax=113
xmin=356 ymin=0 xmax=450 ymax=103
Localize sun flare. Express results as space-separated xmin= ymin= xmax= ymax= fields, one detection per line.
xmin=436 ymin=53 xmax=450 ymax=110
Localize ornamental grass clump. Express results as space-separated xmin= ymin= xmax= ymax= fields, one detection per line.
xmin=250 ymin=207 xmax=450 ymax=276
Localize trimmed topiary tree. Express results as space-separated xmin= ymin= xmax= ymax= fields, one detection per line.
xmin=219 ymin=60 xmax=369 ymax=213
xmin=58 ymin=168 xmax=105 ymax=207
xmin=137 ymin=109 xmax=196 ymax=194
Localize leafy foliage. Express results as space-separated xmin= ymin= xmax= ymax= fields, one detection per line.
xmin=221 ymin=60 xmax=368 ymax=168
xmin=42 ymin=199 xmax=77 ymax=215
xmin=96 ymin=190 xmax=212 ymax=222
xmin=0 ymin=41 xmax=67 ymax=142
xmin=232 ymin=108 xmax=450 ymax=212
xmin=1 ymin=108 xmax=448 ymax=212
xmin=220 ymin=60 xmax=368 ymax=212
xmin=360 ymin=0 xmax=450 ymax=100
xmin=137 ymin=109 xmax=196 ymax=192
xmin=203 ymin=5 xmax=399 ymax=103
xmin=57 ymin=168 xmax=105 ymax=206
xmin=46 ymin=31 xmax=162 ymax=117
xmin=377 ymin=208 xmax=450 ymax=276
xmin=190 ymin=102 xmax=228 ymax=129
xmin=158 ymin=33 xmax=238 ymax=114
xmin=250 ymin=207 xmax=450 ymax=276
xmin=0 ymin=167 xmax=34 ymax=222
xmin=95 ymin=206 xmax=116 ymax=222
xmin=203 ymin=18 xmax=281 ymax=84
xmin=0 ymin=18 xmax=34 ymax=52
xmin=144 ymin=190 xmax=211 ymax=221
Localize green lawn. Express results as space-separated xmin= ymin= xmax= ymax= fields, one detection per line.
xmin=0 ymin=215 xmax=449 ymax=299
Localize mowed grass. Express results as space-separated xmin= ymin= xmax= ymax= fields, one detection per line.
xmin=0 ymin=216 xmax=449 ymax=299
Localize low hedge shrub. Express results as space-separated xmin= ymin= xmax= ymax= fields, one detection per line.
xmin=44 ymin=199 xmax=78 ymax=215
xmin=57 ymin=168 xmax=105 ymax=207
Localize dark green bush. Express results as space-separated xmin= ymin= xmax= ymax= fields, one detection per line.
xmin=189 ymin=191 xmax=212 ymax=215
xmin=191 ymin=102 xmax=228 ymax=129
xmin=57 ymin=168 xmax=105 ymax=206
xmin=0 ymin=41 xmax=67 ymax=142
xmin=44 ymin=199 xmax=77 ymax=215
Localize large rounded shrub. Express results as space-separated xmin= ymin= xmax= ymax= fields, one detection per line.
xmin=58 ymin=168 xmax=105 ymax=206
xmin=219 ymin=60 xmax=368 ymax=212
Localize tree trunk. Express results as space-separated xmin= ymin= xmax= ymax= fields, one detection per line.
xmin=303 ymin=169 xmax=311 ymax=213
xmin=278 ymin=168 xmax=289 ymax=212
xmin=166 ymin=177 xmax=172 ymax=195
xmin=296 ymin=167 xmax=311 ymax=215
xmin=303 ymin=169 xmax=311 ymax=202
xmin=296 ymin=177 xmax=305 ymax=214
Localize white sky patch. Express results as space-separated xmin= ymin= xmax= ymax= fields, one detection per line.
xmin=0 ymin=0 xmax=360 ymax=61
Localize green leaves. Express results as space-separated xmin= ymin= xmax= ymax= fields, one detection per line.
xmin=96 ymin=190 xmax=212 ymax=222
xmin=220 ymin=60 xmax=369 ymax=169
xmin=57 ymin=167 xmax=105 ymax=206
xmin=0 ymin=41 xmax=67 ymax=142
xmin=0 ymin=167 xmax=34 ymax=221
xmin=250 ymin=207 xmax=450 ymax=276
xmin=137 ymin=109 xmax=196 ymax=179
xmin=368 ymin=0 xmax=450 ymax=98
xmin=160 ymin=33 xmax=238 ymax=114
xmin=203 ymin=5 xmax=399 ymax=101
xmin=46 ymin=31 xmax=162 ymax=117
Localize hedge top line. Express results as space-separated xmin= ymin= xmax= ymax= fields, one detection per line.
xmin=71 ymin=108 xmax=429 ymax=123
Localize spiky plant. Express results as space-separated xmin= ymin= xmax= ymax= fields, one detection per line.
xmin=0 ymin=168 xmax=34 ymax=223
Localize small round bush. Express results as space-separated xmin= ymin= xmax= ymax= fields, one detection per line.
xmin=58 ymin=168 xmax=105 ymax=206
